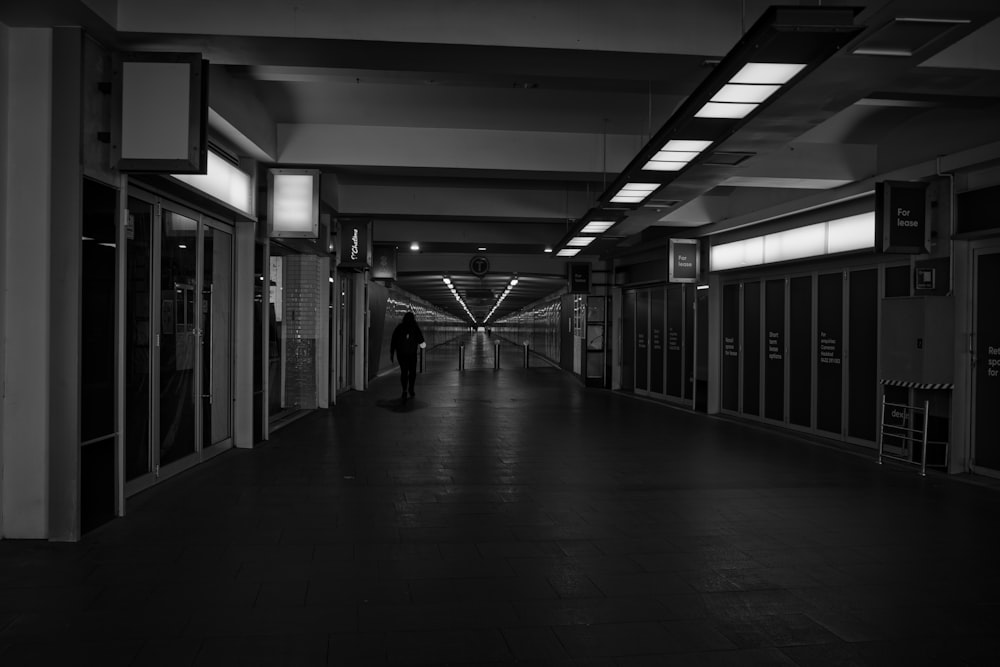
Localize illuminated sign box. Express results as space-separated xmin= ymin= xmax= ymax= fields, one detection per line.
xmin=112 ymin=52 xmax=207 ymax=173
xmin=268 ymin=169 xmax=319 ymax=238
xmin=337 ymin=219 xmax=372 ymax=270
xmin=669 ymin=238 xmax=700 ymax=283
xmin=877 ymin=180 xmax=929 ymax=254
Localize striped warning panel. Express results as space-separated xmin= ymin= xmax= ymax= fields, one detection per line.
xmin=880 ymin=379 xmax=954 ymax=390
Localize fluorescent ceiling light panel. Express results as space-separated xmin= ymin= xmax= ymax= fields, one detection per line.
xmin=567 ymin=237 xmax=596 ymax=247
xmin=711 ymin=83 xmax=781 ymax=104
xmin=611 ymin=182 xmax=659 ymax=204
xmin=662 ymin=140 xmax=713 ymax=152
xmin=557 ymin=248 xmax=580 ymax=257
xmin=643 ymin=160 xmax=687 ymax=172
xmin=581 ymin=220 xmax=615 ymax=234
xmin=695 ymin=102 xmax=758 ymax=119
xmin=651 ymin=150 xmax=700 ymax=162
xmin=729 ymin=62 xmax=806 ymax=85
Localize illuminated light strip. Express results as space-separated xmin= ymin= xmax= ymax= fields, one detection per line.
xmin=566 ymin=237 xmax=595 ymax=247
xmin=557 ymin=248 xmax=580 ymax=257
xmin=710 ymin=212 xmax=875 ymax=271
xmin=172 ymin=150 xmax=253 ymax=214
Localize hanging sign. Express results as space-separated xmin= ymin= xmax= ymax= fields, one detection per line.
xmin=668 ymin=238 xmax=700 ymax=283
xmin=568 ymin=262 xmax=591 ymax=294
xmin=371 ymin=243 xmax=397 ymax=280
xmin=877 ymin=181 xmax=929 ymax=254
xmin=337 ymin=219 xmax=372 ymax=270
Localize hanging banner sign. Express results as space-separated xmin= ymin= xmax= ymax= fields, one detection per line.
xmin=371 ymin=243 xmax=397 ymax=280
xmin=337 ymin=219 xmax=372 ymax=270
xmin=877 ymin=181 xmax=929 ymax=254
xmin=568 ymin=262 xmax=591 ymax=294
xmin=668 ymin=238 xmax=700 ymax=283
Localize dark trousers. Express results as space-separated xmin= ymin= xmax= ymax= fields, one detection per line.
xmin=399 ymin=355 xmax=417 ymax=393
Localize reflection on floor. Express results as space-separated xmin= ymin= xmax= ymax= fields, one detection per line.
xmin=3 ymin=340 xmax=1000 ymax=665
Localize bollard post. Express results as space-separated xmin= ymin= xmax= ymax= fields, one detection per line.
xmin=458 ymin=344 xmax=465 ymax=371
xmin=494 ymin=341 xmax=500 ymax=369
xmin=523 ymin=342 xmax=530 ymax=368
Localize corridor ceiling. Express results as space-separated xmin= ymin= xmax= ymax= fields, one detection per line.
xmin=6 ymin=0 xmax=1000 ymax=322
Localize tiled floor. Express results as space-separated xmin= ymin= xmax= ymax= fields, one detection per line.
xmin=3 ymin=332 xmax=1000 ymax=665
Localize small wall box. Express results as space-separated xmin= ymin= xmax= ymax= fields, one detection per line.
xmin=915 ymin=267 xmax=935 ymax=290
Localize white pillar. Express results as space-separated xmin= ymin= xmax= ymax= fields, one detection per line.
xmin=2 ymin=28 xmax=53 ymax=538
xmin=232 ymin=222 xmax=256 ymax=448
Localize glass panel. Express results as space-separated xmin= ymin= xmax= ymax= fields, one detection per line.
xmin=848 ymin=269 xmax=878 ymax=441
xmin=649 ymin=288 xmax=664 ymax=395
xmin=81 ymin=179 xmax=118 ymax=442
xmin=203 ymin=226 xmax=234 ymax=447
xmin=788 ymin=276 xmax=812 ymax=427
xmin=974 ymin=252 xmax=1000 ymax=470
xmin=665 ymin=286 xmax=683 ymax=398
xmin=125 ymin=196 xmax=153 ymax=480
xmin=816 ymin=272 xmax=843 ymax=434
xmin=622 ymin=291 xmax=635 ymax=391
xmin=721 ymin=284 xmax=740 ymax=411
xmin=764 ymin=279 xmax=785 ymax=421
xmin=268 ymin=254 xmax=284 ymax=414
xmin=635 ymin=290 xmax=648 ymax=392
xmin=253 ymin=241 xmax=265 ymax=442
xmin=742 ymin=281 xmax=761 ymax=417
xmin=159 ymin=209 xmax=198 ymax=466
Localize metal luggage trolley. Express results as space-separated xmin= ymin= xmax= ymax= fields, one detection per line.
xmin=877 ymin=380 xmax=951 ymax=476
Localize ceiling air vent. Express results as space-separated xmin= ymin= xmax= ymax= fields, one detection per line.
xmin=852 ymin=17 xmax=970 ymax=57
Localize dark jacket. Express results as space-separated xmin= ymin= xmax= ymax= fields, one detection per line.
xmin=390 ymin=312 xmax=425 ymax=361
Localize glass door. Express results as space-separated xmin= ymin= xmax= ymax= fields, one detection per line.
xmin=337 ymin=272 xmax=356 ymax=391
xmin=972 ymin=248 xmax=1000 ymax=477
xmin=202 ymin=222 xmax=234 ymax=453
xmin=125 ymin=191 xmax=236 ymax=494
xmin=125 ymin=194 xmax=155 ymax=483
xmin=159 ymin=208 xmax=199 ymax=469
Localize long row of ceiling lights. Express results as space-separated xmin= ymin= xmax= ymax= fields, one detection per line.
xmin=485 ymin=275 xmax=518 ymax=322
xmin=608 ymin=62 xmax=805 ymax=206
xmin=551 ymin=7 xmax=863 ymax=257
xmin=442 ymin=276 xmax=475 ymax=322
xmin=556 ymin=219 xmax=616 ymax=257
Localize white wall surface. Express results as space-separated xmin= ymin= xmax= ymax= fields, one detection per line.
xmin=2 ymin=28 xmax=52 ymax=538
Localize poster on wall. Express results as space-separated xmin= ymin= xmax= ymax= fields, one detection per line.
xmin=876 ymin=180 xmax=929 ymax=254
xmin=668 ymin=239 xmax=700 ymax=283
xmin=337 ymin=219 xmax=372 ymax=270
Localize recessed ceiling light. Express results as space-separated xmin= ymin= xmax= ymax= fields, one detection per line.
xmin=567 ymin=237 xmax=596 ymax=247
xmin=556 ymin=248 xmax=580 ymax=257
xmin=610 ymin=182 xmax=659 ymax=204
xmin=544 ymin=246 xmax=553 ymax=253
xmin=478 ymin=247 xmax=487 ymax=251
xmin=729 ymin=62 xmax=806 ymax=85
xmin=410 ymin=242 xmax=420 ymax=251
xmin=695 ymin=102 xmax=758 ymax=119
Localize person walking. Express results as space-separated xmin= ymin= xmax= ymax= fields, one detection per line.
xmin=389 ymin=311 xmax=426 ymax=400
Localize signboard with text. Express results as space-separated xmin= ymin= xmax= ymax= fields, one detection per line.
xmin=568 ymin=262 xmax=591 ymax=294
xmin=668 ymin=238 xmax=700 ymax=283
xmin=877 ymin=181 xmax=929 ymax=254
xmin=336 ymin=219 xmax=372 ymax=270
